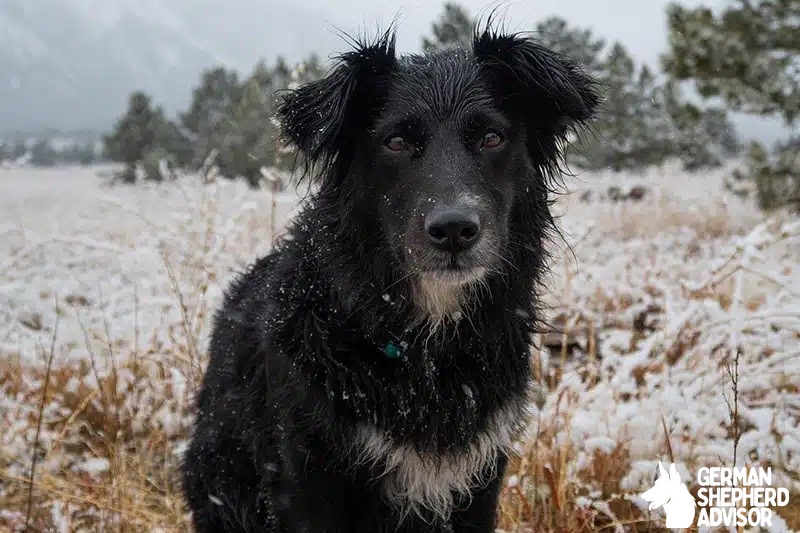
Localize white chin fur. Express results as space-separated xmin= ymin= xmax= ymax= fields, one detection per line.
xmin=424 ymin=266 xmax=487 ymax=285
xmin=412 ymin=267 xmax=486 ymax=326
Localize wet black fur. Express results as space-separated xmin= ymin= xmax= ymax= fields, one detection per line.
xmin=182 ymin=25 xmax=598 ymax=533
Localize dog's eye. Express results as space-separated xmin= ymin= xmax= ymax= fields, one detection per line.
xmin=385 ymin=135 xmax=410 ymax=152
xmin=480 ymin=131 xmax=504 ymax=150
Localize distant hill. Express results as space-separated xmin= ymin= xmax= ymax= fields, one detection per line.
xmin=0 ymin=0 xmax=340 ymax=134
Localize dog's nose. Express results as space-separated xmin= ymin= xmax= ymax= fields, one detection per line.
xmin=424 ymin=207 xmax=481 ymax=253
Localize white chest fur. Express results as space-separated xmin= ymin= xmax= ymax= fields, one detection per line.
xmin=353 ymin=406 xmax=523 ymax=521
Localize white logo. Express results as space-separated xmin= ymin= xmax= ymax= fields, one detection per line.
xmin=642 ymin=463 xmax=791 ymax=529
xmin=641 ymin=462 xmax=696 ymax=528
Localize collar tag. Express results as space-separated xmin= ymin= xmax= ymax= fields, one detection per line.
xmin=383 ymin=341 xmax=402 ymax=358
xmin=383 ymin=340 xmax=409 ymax=358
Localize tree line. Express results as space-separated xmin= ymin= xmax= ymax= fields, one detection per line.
xmin=422 ymin=4 xmax=741 ymax=172
xmin=103 ymin=1 xmax=797 ymax=210
xmin=0 ymin=138 xmax=99 ymax=167
xmin=104 ymin=56 xmax=323 ymax=186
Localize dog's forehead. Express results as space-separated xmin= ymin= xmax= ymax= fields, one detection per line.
xmin=384 ymin=49 xmax=493 ymax=122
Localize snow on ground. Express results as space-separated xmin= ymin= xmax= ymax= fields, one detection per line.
xmin=1 ymin=165 xmax=298 ymax=363
xmin=520 ymin=164 xmax=800 ymax=531
xmin=0 ymin=163 xmax=798 ymax=531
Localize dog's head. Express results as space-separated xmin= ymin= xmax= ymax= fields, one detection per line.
xmin=278 ymin=27 xmax=598 ymax=322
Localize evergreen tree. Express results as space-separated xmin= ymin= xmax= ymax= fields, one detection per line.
xmin=735 ymin=138 xmax=800 ymax=210
xmin=30 ymin=139 xmax=57 ymax=167
xmin=291 ymin=54 xmax=325 ymax=88
xmin=270 ymin=54 xmax=326 ymax=173
xmin=60 ymin=143 xmax=79 ymax=165
xmin=534 ymin=16 xmax=605 ymax=74
xmin=78 ymin=142 xmax=97 ymax=165
xmin=104 ymin=92 xmax=184 ymax=182
xmin=573 ymin=43 xmax=672 ymax=171
xmin=217 ymin=62 xmax=279 ymax=187
xmin=181 ymin=67 xmax=242 ymax=169
xmin=573 ymin=41 xmax=738 ymax=172
xmin=422 ymin=3 xmax=474 ymax=52
xmin=271 ymin=57 xmax=294 ymax=89
xmin=11 ymin=139 xmax=27 ymax=161
xmin=662 ymin=82 xmax=740 ymax=170
xmin=181 ymin=56 xmax=323 ymax=185
xmin=664 ymin=0 xmax=799 ymax=208
xmin=590 ymin=43 xmax=640 ymax=170
xmin=664 ymin=0 xmax=799 ymax=122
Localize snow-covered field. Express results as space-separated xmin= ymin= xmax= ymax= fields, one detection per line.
xmin=1 ymin=164 xmax=798 ymax=531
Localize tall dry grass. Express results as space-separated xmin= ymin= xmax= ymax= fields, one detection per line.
xmin=2 ymin=166 xmax=799 ymax=532
xmin=1 ymin=173 xmax=237 ymax=531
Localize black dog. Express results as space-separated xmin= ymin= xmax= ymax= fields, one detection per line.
xmin=182 ymin=24 xmax=598 ymax=533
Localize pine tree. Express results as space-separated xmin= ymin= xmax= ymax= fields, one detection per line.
xmin=662 ymin=82 xmax=740 ymax=170
xmin=422 ymin=3 xmax=474 ymax=52
xmin=181 ymin=67 xmax=242 ymax=169
xmin=11 ymin=140 xmax=27 ymax=161
xmin=59 ymin=141 xmax=97 ymax=166
xmin=595 ymin=43 xmax=640 ymax=170
xmin=735 ymin=138 xmax=800 ymax=210
xmin=104 ymin=91 xmax=184 ymax=182
xmin=664 ymin=0 xmax=799 ymax=122
xmin=217 ymin=62 xmax=279 ymax=187
xmin=664 ymin=0 xmax=799 ymax=209
xmin=30 ymin=139 xmax=57 ymax=167
xmin=184 ymin=56 xmax=324 ymax=185
xmin=290 ymin=54 xmax=325 ymax=88
xmin=573 ymin=40 xmax=738 ymax=172
xmin=78 ymin=142 xmax=97 ymax=165
xmin=573 ymin=43 xmax=672 ymax=171
xmin=534 ymin=17 xmax=605 ymax=74
xmin=271 ymin=57 xmax=294 ymax=89
xmin=270 ymin=54 xmax=327 ymax=173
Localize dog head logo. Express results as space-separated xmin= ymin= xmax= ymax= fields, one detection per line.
xmin=641 ymin=462 xmax=696 ymax=529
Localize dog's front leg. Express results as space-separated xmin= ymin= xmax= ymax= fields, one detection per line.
xmin=450 ymin=454 xmax=508 ymax=533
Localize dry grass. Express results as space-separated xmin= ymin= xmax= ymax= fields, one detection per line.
xmin=0 ymin=358 xmax=189 ymax=531
xmin=1 ymin=165 xmax=798 ymax=532
xmin=1 ymin=168 xmax=239 ymax=531
xmin=0 ymin=254 xmax=202 ymax=531
xmin=0 ymin=337 xmax=664 ymax=532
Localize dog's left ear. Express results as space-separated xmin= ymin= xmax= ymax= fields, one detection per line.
xmin=473 ymin=28 xmax=599 ymax=159
xmin=277 ymin=31 xmax=396 ymax=182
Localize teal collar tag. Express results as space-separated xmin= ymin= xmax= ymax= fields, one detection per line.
xmin=383 ymin=340 xmax=409 ymax=358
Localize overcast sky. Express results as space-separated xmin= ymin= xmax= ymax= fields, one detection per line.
xmin=2 ymin=0 xmax=789 ymax=141
xmin=301 ymin=0 xmax=725 ymax=65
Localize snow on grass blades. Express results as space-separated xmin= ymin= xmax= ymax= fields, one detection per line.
xmin=0 ymin=164 xmax=798 ymax=531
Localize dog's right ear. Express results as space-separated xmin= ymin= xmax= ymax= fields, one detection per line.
xmin=277 ymin=31 xmax=396 ymax=179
